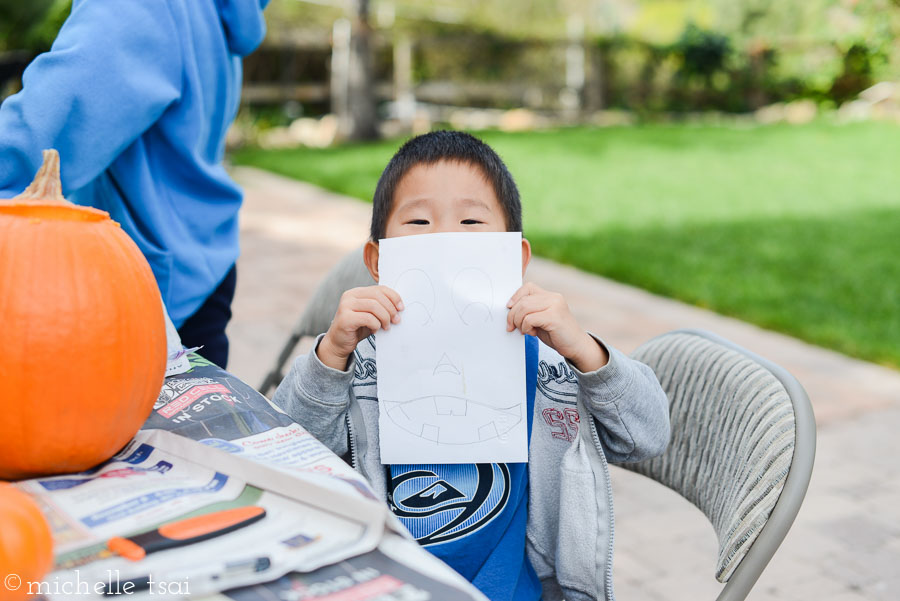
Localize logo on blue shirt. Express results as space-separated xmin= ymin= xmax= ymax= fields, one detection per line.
xmin=389 ymin=463 xmax=510 ymax=546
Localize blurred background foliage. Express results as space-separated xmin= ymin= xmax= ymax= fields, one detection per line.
xmin=0 ymin=0 xmax=71 ymax=52
xmin=0 ymin=0 xmax=70 ymax=96
xmin=2 ymin=0 xmax=899 ymax=113
xmin=258 ymin=0 xmax=900 ymax=114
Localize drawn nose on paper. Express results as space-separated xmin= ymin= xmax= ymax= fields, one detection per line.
xmin=433 ymin=353 xmax=460 ymax=376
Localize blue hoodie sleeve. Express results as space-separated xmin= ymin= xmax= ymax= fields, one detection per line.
xmin=0 ymin=0 xmax=182 ymax=196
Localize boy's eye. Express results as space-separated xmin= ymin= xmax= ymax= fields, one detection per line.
xmin=406 ymin=219 xmax=430 ymax=225
xmin=461 ymin=219 xmax=483 ymax=225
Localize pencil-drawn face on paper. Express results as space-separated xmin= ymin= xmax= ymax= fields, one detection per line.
xmin=376 ymin=232 xmax=528 ymax=464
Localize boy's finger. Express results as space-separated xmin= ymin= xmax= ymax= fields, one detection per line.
xmin=520 ymin=313 xmax=537 ymax=336
xmin=351 ymin=286 xmax=403 ymax=314
xmin=357 ymin=313 xmax=382 ymax=335
xmin=371 ymin=289 xmax=402 ymax=324
xmin=342 ymin=309 xmax=377 ymax=333
xmin=352 ymin=298 xmax=393 ymax=330
xmin=520 ymin=309 xmax=552 ymax=336
xmin=507 ymin=294 xmax=550 ymax=331
xmin=507 ymin=296 xmax=531 ymax=331
xmin=376 ymin=285 xmax=405 ymax=312
xmin=507 ymin=300 xmax=534 ymax=332
xmin=506 ymin=287 xmax=525 ymax=309
xmin=506 ymin=282 xmax=537 ymax=308
xmin=340 ymin=311 xmax=381 ymax=338
xmin=507 ymin=299 xmax=525 ymax=331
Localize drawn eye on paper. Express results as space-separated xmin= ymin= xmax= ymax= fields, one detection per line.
xmin=452 ymin=268 xmax=493 ymax=325
xmin=392 ymin=269 xmax=436 ymax=325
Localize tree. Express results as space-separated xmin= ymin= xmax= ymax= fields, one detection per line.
xmin=336 ymin=0 xmax=378 ymax=140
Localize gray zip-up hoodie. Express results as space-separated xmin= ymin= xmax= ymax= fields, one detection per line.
xmin=273 ymin=334 xmax=670 ymax=601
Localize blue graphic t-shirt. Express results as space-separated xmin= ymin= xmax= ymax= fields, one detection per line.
xmin=387 ymin=336 xmax=541 ymax=601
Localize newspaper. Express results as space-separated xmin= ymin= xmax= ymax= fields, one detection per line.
xmin=220 ymin=547 xmax=481 ymax=601
xmin=20 ymin=430 xmax=387 ymax=600
xmin=14 ymin=355 xmax=485 ymax=601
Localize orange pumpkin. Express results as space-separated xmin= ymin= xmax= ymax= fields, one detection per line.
xmin=0 ymin=483 xmax=54 ymax=600
xmin=0 ymin=150 xmax=166 ymax=479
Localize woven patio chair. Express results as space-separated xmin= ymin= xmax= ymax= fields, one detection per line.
xmin=623 ymin=329 xmax=816 ymax=601
xmin=258 ymin=249 xmax=816 ymax=601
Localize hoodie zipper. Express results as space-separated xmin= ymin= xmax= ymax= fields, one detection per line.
xmin=346 ymin=398 xmax=374 ymax=489
xmin=587 ymin=415 xmax=617 ymax=601
xmin=346 ymin=412 xmax=359 ymax=470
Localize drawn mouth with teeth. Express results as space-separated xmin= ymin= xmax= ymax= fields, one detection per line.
xmin=383 ymin=396 xmax=521 ymax=445
xmin=382 ymin=352 xmax=522 ymax=445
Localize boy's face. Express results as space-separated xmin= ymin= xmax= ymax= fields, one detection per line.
xmin=364 ymin=160 xmax=531 ymax=281
xmin=385 ymin=160 xmax=507 ymax=237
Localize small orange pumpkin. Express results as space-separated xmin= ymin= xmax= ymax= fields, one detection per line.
xmin=0 ymin=150 xmax=166 ymax=479
xmin=0 ymin=483 xmax=54 ymax=601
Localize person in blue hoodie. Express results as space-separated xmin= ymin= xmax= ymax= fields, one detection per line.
xmin=0 ymin=0 xmax=271 ymax=368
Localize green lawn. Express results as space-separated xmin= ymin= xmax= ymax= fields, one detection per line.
xmin=231 ymin=121 xmax=900 ymax=368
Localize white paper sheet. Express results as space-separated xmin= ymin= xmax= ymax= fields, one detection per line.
xmin=376 ymin=232 xmax=527 ymax=464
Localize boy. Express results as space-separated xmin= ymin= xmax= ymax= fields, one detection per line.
xmin=273 ymin=131 xmax=670 ymax=601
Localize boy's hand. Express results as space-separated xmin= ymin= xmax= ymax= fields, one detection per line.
xmin=318 ymin=286 xmax=404 ymax=370
xmin=506 ymin=282 xmax=608 ymax=372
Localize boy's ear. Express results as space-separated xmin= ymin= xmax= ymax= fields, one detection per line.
xmin=521 ymin=237 xmax=532 ymax=276
xmin=363 ymin=240 xmax=380 ymax=282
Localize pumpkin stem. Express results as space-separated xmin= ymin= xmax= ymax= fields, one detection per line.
xmin=13 ymin=149 xmax=69 ymax=204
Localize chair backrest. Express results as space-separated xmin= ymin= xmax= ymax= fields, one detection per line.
xmin=626 ymin=329 xmax=816 ymax=601
xmin=294 ymin=245 xmax=376 ymax=340
xmin=259 ymin=246 xmax=375 ymax=394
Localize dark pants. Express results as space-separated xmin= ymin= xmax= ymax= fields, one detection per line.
xmin=177 ymin=265 xmax=236 ymax=369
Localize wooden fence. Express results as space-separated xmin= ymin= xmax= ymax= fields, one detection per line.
xmin=241 ymin=24 xmax=601 ymax=123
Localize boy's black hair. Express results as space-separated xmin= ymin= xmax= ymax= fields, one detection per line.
xmin=370 ymin=130 xmax=522 ymax=240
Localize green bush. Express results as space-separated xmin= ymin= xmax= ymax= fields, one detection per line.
xmin=674 ymin=23 xmax=731 ymax=80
